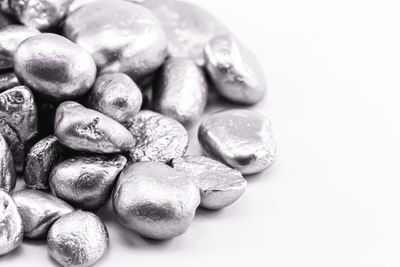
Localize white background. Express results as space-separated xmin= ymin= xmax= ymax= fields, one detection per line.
xmin=2 ymin=0 xmax=400 ymax=266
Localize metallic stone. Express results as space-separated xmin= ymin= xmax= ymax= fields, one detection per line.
xmin=12 ymin=189 xmax=74 ymax=239
xmin=9 ymin=0 xmax=73 ymax=30
xmin=87 ymin=72 xmax=142 ymax=125
xmin=113 ymin=162 xmax=200 ymax=240
xmin=0 ymin=133 xmax=16 ymax=192
xmin=24 ymin=135 xmax=64 ymax=190
xmin=14 ymin=33 xmax=97 ymax=101
xmin=63 ymin=0 xmax=167 ymax=82
xmin=0 ymin=25 xmax=40 ymax=70
xmin=54 ymin=101 xmax=134 ymax=154
xmin=0 ymin=86 xmax=38 ymax=142
xmin=153 ymin=57 xmax=208 ymax=129
xmin=142 ymin=0 xmax=228 ymax=66
xmin=127 ymin=110 xmax=188 ymax=163
xmin=50 ymin=155 xmax=127 ymax=210
xmin=198 ymin=109 xmax=276 ymax=175
xmin=204 ymin=35 xmax=266 ymax=104
xmin=47 ymin=211 xmax=109 ymax=267
xmin=0 ymin=71 xmax=20 ymax=93
xmin=172 ymin=156 xmax=247 ymax=209
xmin=0 ymin=190 xmax=23 ymax=256
xmin=0 ymin=119 xmax=24 ymax=172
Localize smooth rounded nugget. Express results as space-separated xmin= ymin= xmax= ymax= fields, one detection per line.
xmin=199 ymin=109 xmax=276 ymax=175
xmin=143 ymin=0 xmax=228 ymax=66
xmin=9 ymin=0 xmax=73 ymax=30
xmin=47 ymin=211 xmax=109 ymax=267
xmin=87 ymin=72 xmax=142 ymax=125
xmin=113 ymin=162 xmax=200 ymax=240
xmin=50 ymin=155 xmax=127 ymax=210
xmin=64 ymin=0 xmax=167 ymax=82
xmin=128 ymin=110 xmax=188 ymax=163
xmin=54 ymin=101 xmax=134 ymax=154
xmin=0 ymin=190 xmax=23 ymax=256
xmin=14 ymin=33 xmax=96 ymax=101
xmin=24 ymin=135 xmax=64 ymax=190
xmin=153 ymin=57 xmax=208 ymax=129
xmin=13 ymin=189 xmax=74 ymax=239
xmin=0 ymin=25 xmax=40 ymax=70
xmin=172 ymin=156 xmax=247 ymax=209
xmin=204 ymin=35 xmax=266 ymax=104
xmin=0 ymin=119 xmax=24 ymax=172
xmin=0 ymin=133 xmax=16 ymax=192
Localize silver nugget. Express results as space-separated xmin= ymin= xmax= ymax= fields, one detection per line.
xmin=24 ymin=135 xmax=64 ymax=190
xmin=128 ymin=110 xmax=188 ymax=163
xmin=143 ymin=0 xmax=228 ymax=66
xmin=9 ymin=0 xmax=73 ymax=30
xmin=0 ymin=119 xmax=24 ymax=172
xmin=0 ymin=190 xmax=23 ymax=256
xmin=54 ymin=101 xmax=134 ymax=154
xmin=87 ymin=72 xmax=142 ymax=125
xmin=50 ymin=155 xmax=127 ymax=210
xmin=13 ymin=189 xmax=74 ymax=239
xmin=153 ymin=57 xmax=208 ymax=129
xmin=172 ymin=156 xmax=247 ymax=209
xmin=204 ymin=35 xmax=266 ymax=104
xmin=47 ymin=211 xmax=109 ymax=267
xmin=63 ymin=0 xmax=167 ymax=82
xmin=198 ymin=109 xmax=276 ymax=175
xmin=0 ymin=134 xmax=16 ymax=192
xmin=14 ymin=33 xmax=97 ymax=101
xmin=0 ymin=71 xmax=20 ymax=93
xmin=0 ymin=25 xmax=40 ymax=70
xmin=113 ymin=162 xmax=200 ymax=240
xmin=0 ymin=86 xmax=38 ymax=142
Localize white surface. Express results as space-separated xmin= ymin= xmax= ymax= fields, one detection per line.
xmin=2 ymin=0 xmax=400 ymax=266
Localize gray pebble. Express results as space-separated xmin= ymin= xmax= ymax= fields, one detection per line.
xmin=0 ymin=119 xmax=24 ymax=172
xmin=12 ymin=189 xmax=74 ymax=239
xmin=153 ymin=57 xmax=208 ymax=129
xmin=113 ymin=162 xmax=200 ymax=240
xmin=49 ymin=154 xmax=127 ymax=210
xmin=172 ymin=155 xmax=247 ymax=209
xmin=0 ymin=133 xmax=16 ymax=192
xmin=14 ymin=33 xmax=97 ymax=101
xmin=54 ymin=101 xmax=134 ymax=154
xmin=198 ymin=109 xmax=276 ymax=175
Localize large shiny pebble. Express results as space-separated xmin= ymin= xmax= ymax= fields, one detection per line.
xmin=204 ymin=35 xmax=266 ymax=104
xmin=24 ymin=135 xmax=64 ymax=190
xmin=0 ymin=25 xmax=40 ymax=70
xmin=0 ymin=86 xmax=38 ymax=142
xmin=14 ymin=33 xmax=96 ymax=101
xmin=54 ymin=101 xmax=134 ymax=154
xmin=113 ymin=162 xmax=200 ymax=240
xmin=47 ymin=211 xmax=109 ymax=267
xmin=198 ymin=109 xmax=276 ymax=175
xmin=0 ymin=190 xmax=23 ymax=256
xmin=13 ymin=189 xmax=74 ymax=239
xmin=172 ymin=155 xmax=247 ymax=209
xmin=50 ymin=154 xmax=127 ymax=210
xmin=0 ymin=119 xmax=24 ymax=172
xmin=128 ymin=110 xmax=188 ymax=163
xmin=0 ymin=134 xmax=16 ymax=192
xmin=153 ymin=57 xmax=208 ymax=129
xmin=0 ymin=71 xmax=20 ymax=93
xmin=143 ymin=0 xmax=228 ymax=66
xmin=87 ymin=73 xmax=142 ymax=125
xmin=63 ymin=0 xmax=167 ymax=82
xmin=9 ymin=0 xmax=73 ymax=30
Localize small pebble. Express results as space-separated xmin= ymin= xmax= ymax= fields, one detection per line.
xmin=0 ymin=133 xmax=16 ymax=192
xmin=0 ymin=119 xmax=24 ymax=172
xmin=0 ymin=71 xmax=20 ymax=93
xmin=47 ymin=210 xmax=109 ymax=267
xmin=13 ymin=189 xmax=74 ymax=239
xmin=172 ymin=155 xmax=247 ymax=209
xmin=50 ymin=155 xmax=127 ymax=210
xmin=198 ymin=109 xmax=276 ymax=175
xmin=113 ymin=162 xmax=200 ymax=240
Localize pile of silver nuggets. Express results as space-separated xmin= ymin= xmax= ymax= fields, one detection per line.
xmin=0 ymin=0 xmax=276 ymax=266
